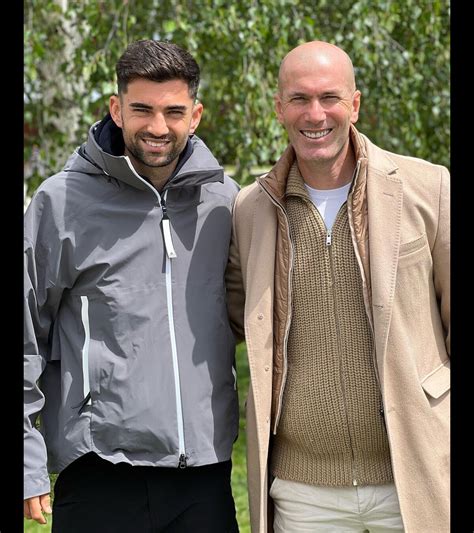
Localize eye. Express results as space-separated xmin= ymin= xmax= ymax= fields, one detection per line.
xmin=290 ymin=95 xmax=307 ymax=103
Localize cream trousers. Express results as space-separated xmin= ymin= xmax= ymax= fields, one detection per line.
xmin=270 ymin=477 xmax=404 ymax=532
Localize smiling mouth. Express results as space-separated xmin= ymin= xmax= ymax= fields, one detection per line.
xmin=142 ymin=139 xmax=170 ymax=148
xmin=300 ymin=128 xmax=332 ymax=139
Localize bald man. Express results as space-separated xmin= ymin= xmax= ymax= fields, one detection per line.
xmin=226 ymin=41 xmax=450 ymax=532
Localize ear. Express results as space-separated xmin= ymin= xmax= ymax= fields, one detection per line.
xmin=189 ymin=102 xmax=204 ymax=134
xmin=109 ymin=95 xmax=123 ymax=128
xmin=350 ymin=90 xmax=361 ymax=124
xmin=274 ymin=93 xmax=284 ymax=124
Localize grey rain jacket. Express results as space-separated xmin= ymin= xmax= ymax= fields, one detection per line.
xmin=24 ymin=115 xmax=240 ymax=499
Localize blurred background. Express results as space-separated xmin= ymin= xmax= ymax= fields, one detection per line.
xmin=25 ymin=0 xmax=449 ymax=197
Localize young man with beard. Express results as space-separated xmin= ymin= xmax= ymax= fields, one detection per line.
xmin=226 ymin=41 xmax=450 ymax=532
xmin=24 ymin=40 xmax=240 ymax=532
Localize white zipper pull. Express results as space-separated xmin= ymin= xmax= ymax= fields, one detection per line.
xmin=326 ymin=231 xmax=332 ymax=246
xmin=162 ymin=218 xmax=177 ymax=258
xmin=161 ymin=191 xmax=177 ymax=259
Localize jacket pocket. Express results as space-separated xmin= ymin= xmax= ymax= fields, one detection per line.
xmin=80 ymin=295 xmax=92 ymax=407
xmin=232 ymin=365 xmax=237 ymax=390
xmin=420 ymin=360 xmax=450 ymax=399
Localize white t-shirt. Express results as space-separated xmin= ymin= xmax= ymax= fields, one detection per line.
xmin=304 ymin=181 xmax=352 ymax=231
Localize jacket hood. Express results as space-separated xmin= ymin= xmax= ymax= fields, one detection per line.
xmin=64 ymin=113 xmax=224 ymax=191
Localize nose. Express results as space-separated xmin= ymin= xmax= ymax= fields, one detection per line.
xmin=306 ymin=98 xmax=326 ymax=123
xmin=147 ymin=113 xmax=169 ymax=137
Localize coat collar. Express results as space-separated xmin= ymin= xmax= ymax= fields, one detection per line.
xmin=257 ymin=125 xmax=394 ymax=201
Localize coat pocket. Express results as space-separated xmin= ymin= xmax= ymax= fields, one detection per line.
xmin=398 ymin=233 xmax=428 ymax=257
xmin=397 ymin=233 xmax=431 ymax=269
xmin=420 ymin=360 xmax=450 ymax=399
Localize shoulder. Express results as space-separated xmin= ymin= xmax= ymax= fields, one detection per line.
xmin=25 ymin=162 xmax=112 ymax=240
xmin=222 ymin=174 xmax=241 ymax=196
xmin=388 ymin=151 xmax=448 ymax=181
xmin=202 ymin=174 xmax=240 ymax=206
xmin=24 ymin=172 xmax=70 ymax=243
xmin=235 ymin=180 xmax=263 ymax=206
xmin=364 ymin=139 xmax=450 ymax=228
xmin=384 ymin=151 xmax=449 ymax=207
xmin=362 ymin=134 xmax=449 ymax=194
xmin=27 ymin=171 xmax=70 ymax=213
xmin=232 ymin=179 xmax=277 ymax=233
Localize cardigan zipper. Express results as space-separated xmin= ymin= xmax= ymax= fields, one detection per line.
xmin=326 ymin=210 xmax=358 ymax=486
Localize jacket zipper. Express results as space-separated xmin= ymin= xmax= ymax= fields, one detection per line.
xmin=257 ymin=182 xmax=294 ymax=434
xmin=161 ymin=191 xmax=187 ymax=468
xmin=123 ymin=157 xmax=187 ymax=467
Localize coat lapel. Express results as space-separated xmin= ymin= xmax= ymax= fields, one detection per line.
xmin=366 ymin=153 xmax=403 ymax=378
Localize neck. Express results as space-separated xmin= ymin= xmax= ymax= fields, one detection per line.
xmin=298 ymin=142 xmax=356 ymax=190
xmin=147 ymin=174 xmax=172 ymax=193
xmin=126 ymin=150 xmax=178 ymax=192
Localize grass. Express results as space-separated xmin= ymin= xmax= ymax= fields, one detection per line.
xmin=24 ymin=343 xmax=250 ymax=532
xmin=231 ymin=342 xmax=251 ymax=532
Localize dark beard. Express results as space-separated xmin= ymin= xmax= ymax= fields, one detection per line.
xmin=124 ymin=130 xmax=186 ymax=168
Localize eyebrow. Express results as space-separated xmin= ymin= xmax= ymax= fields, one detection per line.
xmin=129 ymin=102 xmax=154 ymax=110
xmin=166 ymin=105 xmax=188 ymax=112
xmin=287 ymin=90 xmax=340 ymax=99
xmin=129 ymin=102 xmax=188 ymax=112
xmin=287 ymin=91 xmax=308 ymax=98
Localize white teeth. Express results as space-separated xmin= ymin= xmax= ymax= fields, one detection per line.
xmin=144 ymin=140 xmax=168 ymax=147
xmin=301 ymin=129 xmax=331 ymax=139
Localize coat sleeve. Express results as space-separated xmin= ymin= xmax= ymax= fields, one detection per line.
xmin=24 ymin=190 xmax=69 ymax=499
xmin=225 ymin=193 xmax=246 ymax=343
xmin=432 ymin=166 xmax=450 ymax=356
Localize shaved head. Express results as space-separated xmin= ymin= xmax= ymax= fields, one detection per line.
xmin=278 ymin=41 xmax=356 ymax=95
xmin=274 ymin=40 xmax=361 ymax=186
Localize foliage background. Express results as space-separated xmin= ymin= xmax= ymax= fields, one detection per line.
xmin=25 ymin=0 xmax=450 ymax=196
xmin=24 ymin=1 xmax=449 ymax=532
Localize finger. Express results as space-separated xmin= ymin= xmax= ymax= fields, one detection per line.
xmin=23 ymin=500 xmax=32 ymax=519
xmin=40 ymin=493 xmax=52 ymax=514
xmin=28 ymin=497 xmax=47 ymax=524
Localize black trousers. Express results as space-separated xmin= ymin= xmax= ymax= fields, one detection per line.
xmin=52 ymin=452 xmax=239 ymax=533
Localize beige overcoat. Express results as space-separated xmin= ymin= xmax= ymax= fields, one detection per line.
xmin=226 ymin=128 xmax=450 ymax=533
